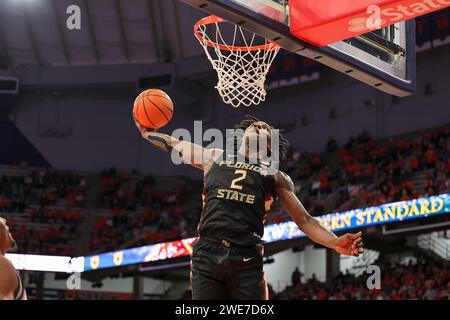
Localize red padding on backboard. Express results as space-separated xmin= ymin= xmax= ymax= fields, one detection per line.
xmin=290 ymin=0 xmax=450 ymax=46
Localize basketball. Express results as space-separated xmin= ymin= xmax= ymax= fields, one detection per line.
xmin=133 ymin=89 xmax=174 ymax=129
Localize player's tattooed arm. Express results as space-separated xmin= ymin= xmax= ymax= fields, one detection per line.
xmin=145 ymin=131 xmax=175 ymax=152
xmin=134 ymin=118 xmax=222 ymax=171
xmin=275 ymin=171 xmax=316 ymax=226
xmin=275 ymin=171 xmax=364 ymax=257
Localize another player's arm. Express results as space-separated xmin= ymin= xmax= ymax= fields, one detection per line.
xmin=0 ymin=256 xmax=18 ymax=300
xmin=275 ymin=172 xmax=364 ymax=257
xmin=134 ymin=119 xmax=222 ymax=171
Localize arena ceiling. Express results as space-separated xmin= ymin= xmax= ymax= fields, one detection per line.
xmin=0 ymin=0 xmax=206 ymax=68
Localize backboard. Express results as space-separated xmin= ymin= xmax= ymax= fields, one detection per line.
xmin=182 ymin=0 xmax=416 ymax=97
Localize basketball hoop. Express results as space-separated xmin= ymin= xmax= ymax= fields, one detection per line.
xmin=194 ymin=16 xmax=281 ymax=108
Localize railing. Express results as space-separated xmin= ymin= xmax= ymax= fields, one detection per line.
xmin=418 ymin=232 xmax=450 ymax=260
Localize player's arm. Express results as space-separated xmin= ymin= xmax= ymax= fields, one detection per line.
xmin=275 ymin=171 xmax=364 ymax=257
xmin=134 ymin=119 xmax=222 ymax=171
xmin=0 ymin=256 xmax=18 ymax=300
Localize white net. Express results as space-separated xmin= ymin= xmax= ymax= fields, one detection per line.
xmin=195 ymin=16 xmax=280 ymax=108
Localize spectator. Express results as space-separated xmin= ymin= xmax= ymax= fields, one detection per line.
xmin=292 ymin=267 xmax=302 ymax=286
xmin=275 ymin=260 xmax=448 ymax=300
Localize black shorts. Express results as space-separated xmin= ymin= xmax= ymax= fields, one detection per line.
xmin=190 ymin=237 xmax=268 ymax=300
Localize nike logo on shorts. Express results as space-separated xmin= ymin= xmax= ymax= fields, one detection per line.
xmin=243 ymin=257 xmax=254 ymax=262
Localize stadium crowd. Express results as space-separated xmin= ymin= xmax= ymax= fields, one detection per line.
xmin=89 ymin=125 xmax=449 ymax=252
xmin=273 ymin=260 xmax=449 ymax=300
xmin=1 ymin=125 xmax=449 ymax=254
xmin=90 ymin=167 xmax=198 ymax=252
xmin=0 ymin=168 xmax=86 ymax=255
xmin=281 ymin=125 xmax=450 ymax=217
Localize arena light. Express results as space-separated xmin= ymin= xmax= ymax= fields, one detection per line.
xmin=4 ymin=254 xmax=84 ymax=273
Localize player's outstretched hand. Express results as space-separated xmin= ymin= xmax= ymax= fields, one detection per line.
xmin=334 ymin=231 xmax=364 ymax=257
xmin=133 ymin=113 xmax=156 ymax=139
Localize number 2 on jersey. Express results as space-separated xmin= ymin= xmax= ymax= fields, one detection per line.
xmin=230 ymin=170 xmax=247 ymax=190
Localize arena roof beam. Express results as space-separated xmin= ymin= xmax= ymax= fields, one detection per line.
xmin=50 ymin=0 xmax=71 ymax=65
xmin=171 ymin=0 xmax=185 ymax=59
xmin=115 ymin=0 xmax=130 ymax=62
xmin=23 ymin=5 xmax=42 ymax=65
xmin=147 ymin=0 xmax=161 ymax=62
xmin=0 ymin=28 xmax=11 ymax=70
xmin=81 ymin=0 xmax=101 ymax=64
xmin=157 ymin=0 xmax=173 ymax=62
xmin=0 ymin=3 xmax=12 ymax=70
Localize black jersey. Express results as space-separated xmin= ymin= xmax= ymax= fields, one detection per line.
xmin=198 ymin=154 xmax=277 ymax=246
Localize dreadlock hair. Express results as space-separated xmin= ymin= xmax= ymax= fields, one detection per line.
xmin=226 ymin=115 xmax=290 ymax=163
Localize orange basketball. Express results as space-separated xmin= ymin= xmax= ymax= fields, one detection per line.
xmin=133 ymin=89 xmax=174 ymax=129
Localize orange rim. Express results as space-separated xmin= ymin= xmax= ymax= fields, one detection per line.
xmin=194 ymin=15 xmax=280 ymax=52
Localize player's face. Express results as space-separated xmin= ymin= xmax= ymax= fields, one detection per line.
xmin=243 ymin=121 xmax=272 ymax=157
xmin=0 ymin=218 xmax=15 ymax=253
